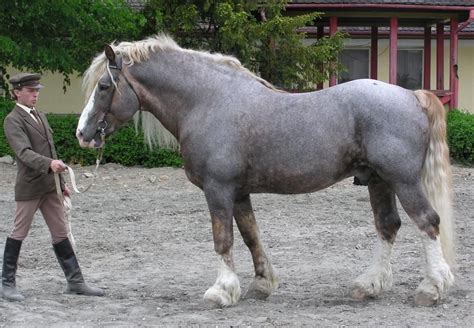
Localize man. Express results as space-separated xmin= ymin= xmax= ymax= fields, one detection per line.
xmin=2 ymin=73 xmax=104 ymax=301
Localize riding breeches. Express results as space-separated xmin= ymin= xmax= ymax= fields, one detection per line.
xmin=9 ymin=191 xmax=68 ymax=244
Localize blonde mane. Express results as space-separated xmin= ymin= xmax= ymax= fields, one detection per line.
xmin=82 ymin=34 xmax=279 ymax=150
xmin=83 ymin=34 xmax=279 ymax=100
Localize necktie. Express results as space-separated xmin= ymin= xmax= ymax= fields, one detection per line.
xmin=31 ymin=109 xmax=43 ymax=127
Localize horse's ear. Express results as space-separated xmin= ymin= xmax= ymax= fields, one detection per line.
xmin=104 ymin=44 xmax=116 ymax=66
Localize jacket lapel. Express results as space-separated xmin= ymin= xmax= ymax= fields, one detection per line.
xmin=14 ymin=106 xmax=47 ymax=138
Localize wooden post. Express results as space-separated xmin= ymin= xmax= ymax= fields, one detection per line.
xmin=329 ymin=16 xmax=338 ymax=87
xmin=371 ymin=26 xmax=378 ymax=80
xmin=423 ymin=26 xmax=431 ymax=90
xmin=389 ymin=17 xmax=398 ymax=85
xmin=450 ymin=17 xmax=459 ymax=109
xmin=436 ymin=23 xmax=444 ymax=91
xmin=317 ymin=26 xmax=324 ymax=90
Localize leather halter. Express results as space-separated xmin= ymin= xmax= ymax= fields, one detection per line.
xmin=98 ymin=57 xmax=142 ymax=133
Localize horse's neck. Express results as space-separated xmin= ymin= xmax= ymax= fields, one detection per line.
xmin=131 ymin=56 xmax=194 ymax=138
xmin=133 ymin=52 xmax=251 ymax=137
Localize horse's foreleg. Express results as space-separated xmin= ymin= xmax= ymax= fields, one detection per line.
xmin=395 ymin=183 xmax=454 ymax=306
xmin=353 ymin=177 xmax=400 ymax=300
xmin=203 ymin=183 xmax=241 ymax=307
xmin=234 ymin=195 xmax=278 ymax=300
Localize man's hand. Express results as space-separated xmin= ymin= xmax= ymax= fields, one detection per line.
xmin=50 ymin=159 xmax=67 ymax=173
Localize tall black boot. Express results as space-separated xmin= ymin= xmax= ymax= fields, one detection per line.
xmin=53 ymin=238 xmax=104 ymax=296
xmin=2 ymin=237 xmax=25 ymax=301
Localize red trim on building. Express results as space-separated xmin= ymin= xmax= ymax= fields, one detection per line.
xmin=329 ymin=16 xmax=338 ymax=87
xmin=389 ymin=17 xmax=398 ymax=85
xmin=370 ymin=27 xmax=378 ymax=80
xmin=423 ymin=27 xmax=431 ymax=90
xmin=436 ymin=23 xmax=444 ymax=91
xmin=450 ymin=18 xmax=459 ymax=108
xmin=317 ymin=26 xmax=324 ymax=90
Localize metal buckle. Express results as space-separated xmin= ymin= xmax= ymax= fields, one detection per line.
xmin=97 ymin=120 xmax=108 ymax=136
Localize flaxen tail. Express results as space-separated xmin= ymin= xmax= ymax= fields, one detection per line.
xmin=414 ymin=90 xmax=455 ymax=269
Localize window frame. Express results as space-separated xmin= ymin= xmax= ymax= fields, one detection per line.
xmin=397 ymin=48 xmax=424 ymax=90
xmin=338 ymin=48 xmax=371 ymax=84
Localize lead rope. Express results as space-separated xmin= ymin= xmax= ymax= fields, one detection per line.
xmin=66 ymin=140 xmax=104 ymax=194
xmin=54 ymin=128 xmax=106 ymax=248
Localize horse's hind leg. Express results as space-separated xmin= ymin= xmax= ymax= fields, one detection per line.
xmin=234 ymin=195 xmax=278 ymax=299
xmin=353 ymin=176 xmax=401 ymax=299
xmin=202 ymin=182 xmax=241 ymax=307
xmin=394 ymin=182 xmax=454 ymax=306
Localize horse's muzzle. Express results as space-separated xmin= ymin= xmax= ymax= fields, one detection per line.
xmin=76 ymin=129 xmax=103 ymax=148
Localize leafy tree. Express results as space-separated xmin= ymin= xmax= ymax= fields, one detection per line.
xmin=140 ymin=0 xmax=345 ymax=90
xmin=0 ymin=0 xmax=145 ymax=93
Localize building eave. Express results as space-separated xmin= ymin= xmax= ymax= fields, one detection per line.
xmin=287 ymin=4 xmax=474 ymax=12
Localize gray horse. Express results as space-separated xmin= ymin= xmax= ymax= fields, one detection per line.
xmin=76 ymin=35 xmax=455 ymax=307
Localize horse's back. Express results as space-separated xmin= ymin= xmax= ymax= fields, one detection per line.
xmin=183 ymin=79 xmax=429 ymax=194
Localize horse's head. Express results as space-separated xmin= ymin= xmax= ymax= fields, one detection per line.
xmin=76 ymin=45 xmax=141 ymax=148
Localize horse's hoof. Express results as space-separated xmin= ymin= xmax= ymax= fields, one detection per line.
xmin=203 ymin=285 xmax=240 ymax=308
xmin=244 ymin=288 xmax=270 ymax=300
xmin=414 ymin=285 xmax=439 ymax=306
xmin=351 ymin=284 xmax=377 ymax=300
xmin=244 ymin=284 xmax=271 ymax=300
xmin=352 ymin=269 xmax=392 ymax=301
xmin=244 ymin=276 xmax=278 ymax=300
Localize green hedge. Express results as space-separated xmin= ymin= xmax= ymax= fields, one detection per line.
xmin=0 ymin=98 xmax=182 ymax=167
xmin=0 ymin=99 xmax=12 ymax=157
xmin=447 ymin=109 xmax=474 ymax=165
xmin=0 ymin=98 xmax=472 ymax=166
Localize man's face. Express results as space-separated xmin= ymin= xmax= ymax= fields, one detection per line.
xmin=14 ymin=87 xmax=40 ymax=108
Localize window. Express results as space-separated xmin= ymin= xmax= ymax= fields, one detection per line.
xmin=339 ymin=49 xmax=369 ymax=83
xmin=397 ymin=49 xmax=422 ymax=90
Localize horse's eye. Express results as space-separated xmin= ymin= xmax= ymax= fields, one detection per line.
xmin=98 ymin=82 xmax=110 ymax=91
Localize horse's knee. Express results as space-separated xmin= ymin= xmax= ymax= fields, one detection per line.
xmin=214 ymin=240 xmax=233 ymax=255
xmin=401 ymin=204 xmax=440 ymax=240
xmin=394 ymin=183 xmax=441 ymax=239
xmin=414 ymin=210 xmax=440 ymax=240
xmin=376 ymin=213 xmax=401 ymax=243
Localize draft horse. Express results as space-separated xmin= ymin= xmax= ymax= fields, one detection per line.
xmin=77 ymin=35 xmax=455 ymax=307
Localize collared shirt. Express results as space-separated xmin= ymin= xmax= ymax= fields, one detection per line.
xmin=16 ymin=103 xmax=40 ymax=124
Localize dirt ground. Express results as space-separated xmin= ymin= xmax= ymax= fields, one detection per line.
xmin=0 ymin=161 xmax=472 ymax=327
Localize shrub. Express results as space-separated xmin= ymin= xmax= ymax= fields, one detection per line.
xmin=0 ymin=98 xmax=14 ymax=157
xmin=0 ymin=98 xmax=182 ymax=167
xmin=447 ymin=109 xmax=474 ymax=165
xmin=46 ymin=113 xmax=98 ymax=165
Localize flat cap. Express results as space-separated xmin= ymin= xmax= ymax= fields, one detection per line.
xmin=9 ymin=73 xmax=44 ymax=89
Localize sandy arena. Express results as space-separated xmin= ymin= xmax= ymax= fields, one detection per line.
xmin=0 ymin=161 xmax=473 ymax=327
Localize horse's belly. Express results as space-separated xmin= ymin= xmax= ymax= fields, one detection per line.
xmin=244 ymin=169 xmax=344 ymax=194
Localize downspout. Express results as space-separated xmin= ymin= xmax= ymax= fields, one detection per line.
xmin=457 ymin=8 xmax=474 ymax=33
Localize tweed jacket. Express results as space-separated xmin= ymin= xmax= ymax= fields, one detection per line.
xmin=4 ymin=105 xmax=64 ymax=201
